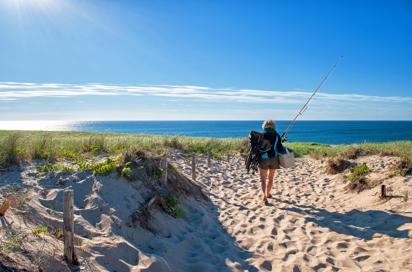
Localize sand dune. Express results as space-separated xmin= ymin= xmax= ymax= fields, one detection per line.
xmin=0 ymin=151 xmax=411 ymax=271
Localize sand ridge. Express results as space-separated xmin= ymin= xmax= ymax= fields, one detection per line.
xmin=0 ymin=151 xmax=411 ymax=271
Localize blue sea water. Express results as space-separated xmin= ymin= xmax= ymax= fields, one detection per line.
xmin=1 ymin=120 xmax=411 ymax=145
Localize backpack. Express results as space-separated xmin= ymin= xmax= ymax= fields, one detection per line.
xmin=245 ymin=131 xmax=272 ymax=175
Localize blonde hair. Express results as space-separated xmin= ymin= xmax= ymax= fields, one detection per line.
xmin=262 ymin=119 xmax=276 ymax=130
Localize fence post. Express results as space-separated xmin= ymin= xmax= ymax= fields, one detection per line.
xmin=381 ymin=185 xmax=386 ymax=198
xmin=226 ymin=154 xmax=230 ymax=163
xmin=192 ymin=152 xmax=196 ymax=180
xmin=63 ymin=190 xmax=76 ymax=264
xmin=207 ymin=148 xmax=211 ymax=168
xmin=160 ymin=158 xmax=168 ymax=183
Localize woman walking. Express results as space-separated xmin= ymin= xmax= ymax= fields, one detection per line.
xmin=259 ymin=120 xmax=283 ymax=205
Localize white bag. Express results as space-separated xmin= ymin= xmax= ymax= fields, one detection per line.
xmin=279 ymin=147 xmax=295 ymax=168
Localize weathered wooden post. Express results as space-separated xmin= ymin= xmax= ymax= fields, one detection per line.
xmin=63 ymin=190 xmax=76 ymax=264
xmin=207 ymin=148 xmax=211 ymax=168
xmin=160 ymin=158 xmax=168 ymax=183
xmin=381 ymin=185 xmax=386 ymax=198
xmin=226 ymin=154 xmax=230 ymax=163
xmin=191 ymin=152 xmax=196 ymax=180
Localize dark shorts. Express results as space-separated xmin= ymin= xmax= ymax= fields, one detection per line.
xmin=259 ymin=156 xmax=280 ymax=170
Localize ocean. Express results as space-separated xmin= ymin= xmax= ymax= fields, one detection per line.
xmin=0 ymin=120 xmax=411 ymax=145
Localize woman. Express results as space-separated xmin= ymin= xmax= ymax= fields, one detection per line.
xmin=259 ymin=119 xmax=283 ymax=205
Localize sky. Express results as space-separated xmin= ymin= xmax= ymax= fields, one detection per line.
xmin=0 ymin=0 xmax=411 ymax=121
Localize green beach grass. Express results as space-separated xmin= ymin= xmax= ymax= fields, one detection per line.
xmin=309 ymin=141 xmax=412 ymax=160
xmin=0 ymin=130 xmax=411 ymax=167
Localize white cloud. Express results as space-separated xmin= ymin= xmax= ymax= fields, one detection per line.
xmin=0 ymin=82 xmax=411 ymax=105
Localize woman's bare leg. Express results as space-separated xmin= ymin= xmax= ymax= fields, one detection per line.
xmin=266 ymin=169 xmax=276 ymax=198
xmin=259 ymin=168 xmax=268 ymax=200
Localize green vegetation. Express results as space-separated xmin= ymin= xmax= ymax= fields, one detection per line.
xmin=121 ymin=167 xmax=133 ymax=177
xmin=386 ymin=170 xmax=400 ymax=177
xmin=35 ymin=163 xmax=58 ymax=173
xmin=148 ymin=167 xmax=166 ymax=179
xmin=1 ymin=131 xmax=411 ymax=168
xmin=0 ymin=131 xmax=248 ymax=166
xmin=0 ymin=231 xmax=26 ymax=258
xmin=80 ymin=233 xmax=94 ymax=252
xmin=210 ymin=148 xmax=225 ymax=160
xmin=283 ymin=142 xmax=330 ymax=158
xmin=32 ymin=227 xmax=47 ymax=235
xmin=164 ymin=195 xmax=185 ymax=218
xmin=347 ymin=164 xmax=370 ymax=181
xmin=310 ymin=141 xmax=412 ymax=159
xmin=93 ymin=157 xmax=123 ymax=176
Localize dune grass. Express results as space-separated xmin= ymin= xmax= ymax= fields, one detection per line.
xmin=1 ymin=130 xmax=410 ymax=167
xmin=0 ymin=130 xmax=249 ymax=167
xmin=283 ymin=142 xmax=330 ymax=158
xmin=309 ymin=141 xmax=412 ymax=159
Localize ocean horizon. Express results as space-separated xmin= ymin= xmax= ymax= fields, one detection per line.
xmin=1 ymin=120 xmax=411 ymax=145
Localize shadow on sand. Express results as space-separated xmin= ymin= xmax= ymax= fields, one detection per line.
xmin=281 ymin=202 xmax=412 ymax=240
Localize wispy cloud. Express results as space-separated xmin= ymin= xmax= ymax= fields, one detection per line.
xmin=1 ymin=82 xmax=411 ymax=104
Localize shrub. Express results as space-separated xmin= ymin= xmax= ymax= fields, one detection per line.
xmin=165 ymin=195 xmax=185 ymax=218
xmin=347 ymin=164 xmax=370 ymax=181
xmin=149 ymin=168 xmax=165 ymax=179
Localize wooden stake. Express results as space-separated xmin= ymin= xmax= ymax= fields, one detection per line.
xmin=227 ymin=155 xmax=230 ymax=163
xmin=63 ymin=190 xmax=76 ymax=264
xmin=160 ymin=158 xmax=168 ymax=183
xmin=381 ymin=185 xmax=386 ymax=198
xmin=148 ymin=197 xmax=158 ymax=210
xmin=207 ymin=148 xmax=211 ymax=168
xmin=192 ymin=152 xmax=196 ymax=180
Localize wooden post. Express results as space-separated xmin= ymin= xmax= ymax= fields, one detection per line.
xmin=63 ymin=190 xmax=76 ymax=264
xmin=381 ymin=185 xmax=386 ymax=198
xmin=160 ymin=158 xmax=168 ymax=183
xmin=207 ymin=148 xmax=211 ymax=168
xmin=191 ymin=152 xmax=196 ymax=180
xmin=227 ymin=154 xmax=230 ymax=163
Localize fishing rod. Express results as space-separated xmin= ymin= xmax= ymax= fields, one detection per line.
xmin=280 ymin=56 xmax=343 ymax=141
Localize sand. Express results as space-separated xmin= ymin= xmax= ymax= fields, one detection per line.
xmin=0 ymin=150 xmax=411 ymax=271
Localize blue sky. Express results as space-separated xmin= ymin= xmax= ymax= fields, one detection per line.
xmin=0 ymin=0 xmax=411 ymax=121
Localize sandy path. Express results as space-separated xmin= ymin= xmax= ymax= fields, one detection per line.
xmin=169 ymin=152 xmax=412 ymax=272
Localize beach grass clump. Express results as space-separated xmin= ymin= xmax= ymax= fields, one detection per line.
xmin=32 ymin=134 xmax=50 ymax=159
xmin=0 ymin=231 xmax=27 ymax=258
xmin=0 ymin=132 xmax=27 ymax=167
xmin=389 ymin=157 xmax=412 ymax=177
xmin=344 ymin=164 xmax=385 ymax=193
xmin=324 ymin=157 xmax=352 ymax=174
xmin=83 ymin=133 xmax=107 ymax=153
